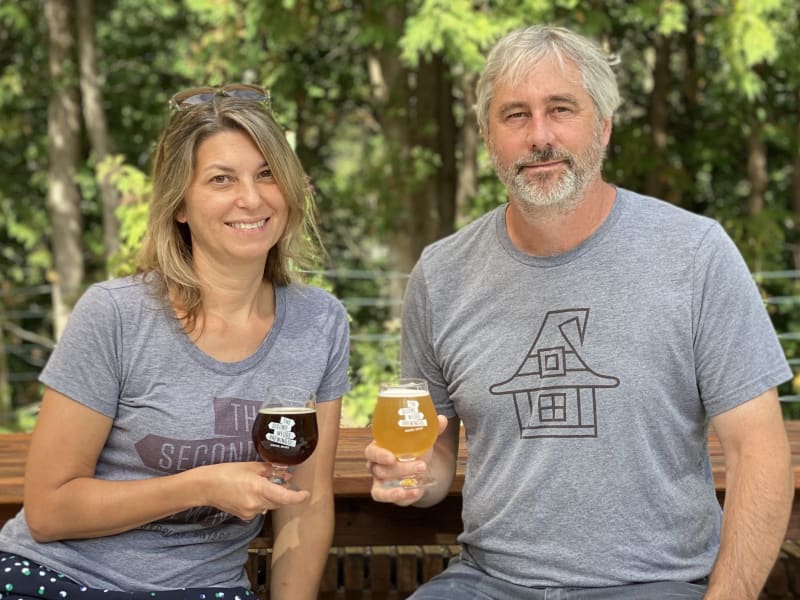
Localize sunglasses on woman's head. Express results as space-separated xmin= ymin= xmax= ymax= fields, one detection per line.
xmin=169 ymin=84 xmax=271 ymax=111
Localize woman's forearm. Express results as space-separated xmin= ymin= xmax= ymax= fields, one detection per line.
xmin=270 ymin=495 xmax=334 ymax=600
xmin=25 ymin=468 xmax=206 ymax=542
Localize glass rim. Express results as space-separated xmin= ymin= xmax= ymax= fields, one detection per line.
xmin=378 ymin=377 xmax=428 ymax=392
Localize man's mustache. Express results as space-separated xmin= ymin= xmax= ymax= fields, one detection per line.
xmin=514 ymin=148 xmax=574 ymax=174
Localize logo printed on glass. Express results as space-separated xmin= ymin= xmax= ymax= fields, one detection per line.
xmin=397 ymin=400 xmax=428 ymax=429
xmin=266 ymin=416 xmax=298 ymax=448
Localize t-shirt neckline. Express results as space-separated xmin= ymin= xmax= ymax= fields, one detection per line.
xmin=495 ymin=187 xmax=624 ymax=267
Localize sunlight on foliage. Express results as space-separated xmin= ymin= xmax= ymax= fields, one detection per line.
xmin=401 ymin=0 xmax=508 ymax=71
xmin=105 ymin=158 xmax=152 ymax=277
xmin=713 ymin=0 xmax=793 ymax=99
xmin=657 ymin=0 xmax=687 ymax=35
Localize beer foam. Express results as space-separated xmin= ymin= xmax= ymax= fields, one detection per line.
xmin=259 ymin=406 xmax=316 ymax=414
xmin=380 ymin=387 xmax=429 ymax=398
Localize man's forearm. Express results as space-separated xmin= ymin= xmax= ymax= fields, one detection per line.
xmin=705 ymin=449 xmax=793 ymax=599
xmin=412 ymin=448 xmax=457 ymax=508
xmin=412 ymin=421 xmax=460 ymax=508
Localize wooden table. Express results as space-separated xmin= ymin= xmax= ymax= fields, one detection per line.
xmin=0 ymin=433 xmax=27 ymax=527
xmin=3 ymin=425 xmax=800 ymax=544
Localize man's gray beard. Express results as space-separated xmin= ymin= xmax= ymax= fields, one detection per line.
xmin=490 ymin=134 xmax=606 ymax=213
xmin=513 ymin=166 xmax=583 ymax=213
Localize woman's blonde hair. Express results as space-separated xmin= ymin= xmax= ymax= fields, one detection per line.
xmin=136 ymin=95 xmax=321 ymax=328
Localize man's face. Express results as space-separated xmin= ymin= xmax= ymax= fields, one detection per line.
xmin=484 ymin=55 xmax=611 ymax=211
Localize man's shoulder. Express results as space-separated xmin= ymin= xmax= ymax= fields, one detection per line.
xmin=420 ymin=205 xmax=504 ymax=264
xmin=612 ymin=189 xmax=743 ymax=275
xmin=618 ymin=187 xmax=717 ymax=228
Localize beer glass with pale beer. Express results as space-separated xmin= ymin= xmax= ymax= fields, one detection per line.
xmin=372 ymin=378 xmax=438 ymax=488
xmin=251 ymin=385 xmax=318 ymax=487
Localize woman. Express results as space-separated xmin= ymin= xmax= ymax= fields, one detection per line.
xmin=0 ymin=85 xmax=349 ymax=600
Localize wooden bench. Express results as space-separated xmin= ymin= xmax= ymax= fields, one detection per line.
xmin=3 ymin=425 xmax=800 ymax=599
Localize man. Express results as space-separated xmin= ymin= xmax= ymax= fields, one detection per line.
xmin=365 ymin=25 xmax=793 ymax=599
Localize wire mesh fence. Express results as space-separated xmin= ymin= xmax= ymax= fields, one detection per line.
xmin=1 ymin=269 xmax=798 ymax=429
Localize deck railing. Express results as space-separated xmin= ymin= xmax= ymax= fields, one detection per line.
xmin=2 ymin=269 xmax=799 ymax=425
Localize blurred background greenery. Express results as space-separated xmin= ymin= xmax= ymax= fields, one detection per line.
xmin=1 ymin=0 xmax=799 ymax=431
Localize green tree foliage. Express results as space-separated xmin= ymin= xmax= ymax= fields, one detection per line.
xmin=0 ymin=3 xmax=52 ymax=285
xmin=1 ymin=0 xmax=799 ymax=427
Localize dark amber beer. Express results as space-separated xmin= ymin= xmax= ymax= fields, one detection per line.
xmin=252 ymin=406 xmax=318 ymax=465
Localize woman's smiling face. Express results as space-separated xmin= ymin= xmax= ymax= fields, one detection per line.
xmin=177 ymin=129 xmax=288 ymax=272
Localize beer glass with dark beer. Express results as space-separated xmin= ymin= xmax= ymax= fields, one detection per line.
xmin=372 ymin=378 xmax=438 ymax=488
xmin=252 ymin=385 xmax=318 ymax=486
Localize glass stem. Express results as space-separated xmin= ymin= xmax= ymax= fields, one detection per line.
xmin=270 ymin=463 xmax=290 ymax=485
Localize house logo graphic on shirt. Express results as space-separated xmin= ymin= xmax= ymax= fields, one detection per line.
xmin=489 ymin=308 xmax=619 ymax=438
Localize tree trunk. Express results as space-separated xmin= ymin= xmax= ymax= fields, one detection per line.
xmin=792 ymin=88 xmax=800 ymax=270
xmin=745 ymin=114 xmax=767 ymax=273
xmin=76 ymin=0 xmax=119 ymax=267
xmin=456 ymin=72 xmax=478 ymax=228
xmin=746 ymin=116 xmax=767 ymax=217
xmin=644 ymin=32 xmax=671 ymax=202
xmin=365 ymin=3 xmax=415 ymax=317
xmin=0 ymin=300 xmax=9 ymax=427
xmin=45 ymin=0 xmax=84 ymax=339
xmin=680 ymin=8 xmax=699 ymax=212
xmin=413 ymin=54 xmax=457 ymax=248
xmin=365 ymin=4 xmax=459 ymax=320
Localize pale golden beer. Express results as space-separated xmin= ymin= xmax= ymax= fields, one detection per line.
xmin=372 ymin=378 xmax=438 ymax=488
xmin=373 ymin=388 xmax=438 ymax=459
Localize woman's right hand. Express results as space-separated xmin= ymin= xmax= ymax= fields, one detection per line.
xmin=197 ymin=461 xmax=310 ymax=521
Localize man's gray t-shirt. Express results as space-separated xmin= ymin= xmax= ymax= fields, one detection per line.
xmin=0 ymin=276 xmax=350 ymax=591
xmin=401 ymin=188 xmax=791 ymax=587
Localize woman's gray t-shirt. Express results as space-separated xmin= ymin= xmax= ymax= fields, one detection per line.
xmin=0 ymin=276 xmax=350 ymax=591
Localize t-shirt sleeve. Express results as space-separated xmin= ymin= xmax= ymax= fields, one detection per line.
xmin=39 ymin=284 xmax=122 ymax=418
xmin=400 ymin=259 xmax=455 ymax=417
xmin=315 ymin=295 xmax=351 ymax=402
xmin=692 ymin=223 xmax=792 ymax=415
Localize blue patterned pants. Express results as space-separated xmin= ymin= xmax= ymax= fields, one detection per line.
xmin=0 ymin=553 xmax=254 ymax=600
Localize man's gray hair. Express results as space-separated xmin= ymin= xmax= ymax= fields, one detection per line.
xmin=475 ymin=25 xmax=621 ymax=133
